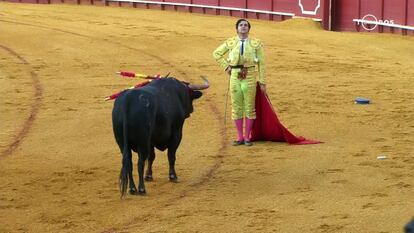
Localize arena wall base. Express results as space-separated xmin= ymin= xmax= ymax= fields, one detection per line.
xmin=3 ymin=0 xmax=413 ymax=35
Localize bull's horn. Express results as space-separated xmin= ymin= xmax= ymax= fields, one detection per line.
xmin=189 ymin=75 xmax=210 ymax=90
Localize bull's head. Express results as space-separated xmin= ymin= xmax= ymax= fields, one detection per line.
xmin=179 ymin=76 xmax=209 ymax=118
xmin=187 ymin=75 xmax=210 ymax=99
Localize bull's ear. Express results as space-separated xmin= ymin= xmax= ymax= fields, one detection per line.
xmin=192 ymin=90 xmax=203 ymax=99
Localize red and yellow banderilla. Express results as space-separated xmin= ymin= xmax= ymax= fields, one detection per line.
xmin=116 ymin=71 xmax=162 ymax=80
xmin=104 ymin=71 xmax=169 ymax=101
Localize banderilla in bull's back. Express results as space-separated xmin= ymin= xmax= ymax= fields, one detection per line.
xmin=104 ymin=71 xmax=170 ymax=101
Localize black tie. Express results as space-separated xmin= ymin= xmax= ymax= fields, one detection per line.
xmin=240 ymin=40 xmax=245 ymax=56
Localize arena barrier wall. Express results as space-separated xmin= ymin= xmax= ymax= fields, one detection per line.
xmin=2 ymin=0 xmax=413 ymax=35
xmin=332 ymin=0 xmax=414 ymax=36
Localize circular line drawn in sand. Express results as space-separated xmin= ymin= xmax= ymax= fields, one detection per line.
xmin=0 ymin=45 xmax=43 ymax=158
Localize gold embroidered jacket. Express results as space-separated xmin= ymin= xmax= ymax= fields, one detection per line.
xmin=213 ymin=36 xmax=266 ymax=84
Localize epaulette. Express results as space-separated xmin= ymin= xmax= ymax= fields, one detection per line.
xmin=225 ymin=37 xmax=237 ymax=48
xmin=250 ymin=38 xmax=262 ymax=48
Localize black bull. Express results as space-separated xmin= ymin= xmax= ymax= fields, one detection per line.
xmin=112 ymin=77 xmax=209 ymax=197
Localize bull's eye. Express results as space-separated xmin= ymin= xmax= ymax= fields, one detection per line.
xmin=139 ymin=94 xmax=150 ymax=107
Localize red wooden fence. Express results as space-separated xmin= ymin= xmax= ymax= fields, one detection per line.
xmin=2 ymin=0 xmax=413 ymax=35
xmin=332 ymin=0 xmax=414 ymax=35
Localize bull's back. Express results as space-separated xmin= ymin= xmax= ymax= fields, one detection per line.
xmin=112 ymin=78 xmax=189 ymax=152
xmin=112 ymin=88 xmax=157 ymax=150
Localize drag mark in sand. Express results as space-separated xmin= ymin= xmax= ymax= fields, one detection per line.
xmin=0 ymin=45 xmax=43 ymax=158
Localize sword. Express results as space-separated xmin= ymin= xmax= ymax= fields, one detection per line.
xmin=223 ymin=73 xmax=231 ymax=127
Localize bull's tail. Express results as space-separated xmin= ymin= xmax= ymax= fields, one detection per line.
xmin=119 ymin=104 xmax=131 ymax=198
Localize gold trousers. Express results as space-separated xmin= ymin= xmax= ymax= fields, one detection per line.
xmin=230 ymin=67 xmax=257 ymax=120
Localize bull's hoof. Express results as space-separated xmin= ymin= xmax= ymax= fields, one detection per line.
xmin=129 ymin=187 xmax=138 ymax=195
xmin=138 ymin=188 xmax=146 ymax=195
xmin=169 ymin=174 xmax=178 ymax=183
xmin=145 ymin=175 xmax=153 ymax=181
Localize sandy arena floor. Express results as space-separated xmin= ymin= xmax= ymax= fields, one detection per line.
xmin=0 ymin=2 xmax=413 ymax=232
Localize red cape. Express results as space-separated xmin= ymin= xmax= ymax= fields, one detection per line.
xmin=251 ymin=82 xmax=321 ymax=145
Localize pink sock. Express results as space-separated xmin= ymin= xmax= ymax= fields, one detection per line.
xmin=234 ymin=119 xmax=244 ymax=141
xmin=245 ymin=118 xmax=254 ymax=141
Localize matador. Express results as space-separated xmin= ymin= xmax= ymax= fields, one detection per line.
xmin=213 ymin=19 xmax=266 ymax=146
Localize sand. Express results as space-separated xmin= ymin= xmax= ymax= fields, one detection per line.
xmin=0 ymin=2 xmax=413 ymax=232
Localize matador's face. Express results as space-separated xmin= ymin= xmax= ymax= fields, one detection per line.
xmin=237 ymin=21 xmax=250 ymax=34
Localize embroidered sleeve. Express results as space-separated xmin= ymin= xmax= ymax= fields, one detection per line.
xmin=213 ymin=40 xmax=231 ymax=71
xmin=255 ymin=40 xmax=266 ymax=84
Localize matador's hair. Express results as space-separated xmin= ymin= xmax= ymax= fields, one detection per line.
xmin=235 ymin=19 xmax=251 ymax=31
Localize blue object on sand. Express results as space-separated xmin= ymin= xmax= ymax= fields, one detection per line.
xmin=355 ymin=97 xmax=370 ymax=104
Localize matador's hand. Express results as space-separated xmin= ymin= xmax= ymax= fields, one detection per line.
xmin=225 ymin=66 xmax=232 ymax=75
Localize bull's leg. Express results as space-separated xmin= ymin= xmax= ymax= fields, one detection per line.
xmin=136 ymin=148 xmax=148 ymax=194
xmin=145 ymin=146 xmax=155 ymax=181
xmin=119 ymin=145 xmax=137 ymax=196
xmin=168 ymin=131 xmax=182 ymax=182
xmin=127 ymin=151 xmax=138 ymax=195
xmin=167 ymin=149 xmax=178 ymax=182
xmin=168 ymin=126 xmax=184 ymax=182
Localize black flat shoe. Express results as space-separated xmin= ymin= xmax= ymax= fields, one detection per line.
xmin=232 ymin=140 xmax=244 ymax=146
xmin=244 ymin=140 xmax=253 ymax=146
